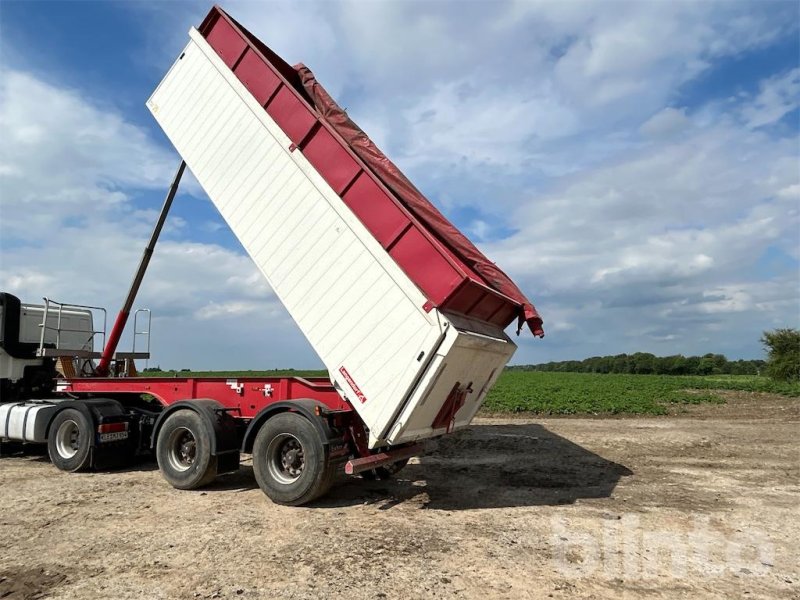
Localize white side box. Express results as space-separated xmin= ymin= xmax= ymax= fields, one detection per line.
xmin=0 ymin=403 xmax=59 ymax=443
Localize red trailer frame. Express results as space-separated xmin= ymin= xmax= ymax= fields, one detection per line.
xmin=59 ymin=376 xmax=348 ymax=418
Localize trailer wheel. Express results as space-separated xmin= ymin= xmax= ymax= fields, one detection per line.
xmin=252 ymin=412 xmax=334 ymax=506
xmin=48 ymin=408 xmax=93 ymax=472
xmin=361 ymin=458 xmax=410 ymax=481
xmin=156 ymin=410 xmax=218 ymax=490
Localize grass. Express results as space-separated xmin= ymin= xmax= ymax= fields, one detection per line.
xmin=142 ymin=369 xmax=799 ymax=416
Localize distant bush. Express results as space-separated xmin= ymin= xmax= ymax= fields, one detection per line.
xmin=761 ymin=328 xmax=800 ymax=382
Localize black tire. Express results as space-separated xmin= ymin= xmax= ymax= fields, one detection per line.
xmin=156 ymin=410 xmax=218 ymax=490
xmin=361 ymin=458 xmax=410 ymax=481
xmin=252 ymin=412 xmax=335 ymax=506
xmin=48 ymin=408 xmax=93 ymax=472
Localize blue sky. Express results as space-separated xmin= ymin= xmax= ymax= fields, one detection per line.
xmin=1 ymin=0 xmax=798 ymax=369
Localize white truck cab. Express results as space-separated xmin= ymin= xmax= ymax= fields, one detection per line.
xmin=0 ymin=292 xmax=95 ymax=395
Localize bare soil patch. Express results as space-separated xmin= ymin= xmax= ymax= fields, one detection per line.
xmin=1 ymin=396 xmax=797 ymax=599
xmin=668 ymin=389 xmax=800 ymax=419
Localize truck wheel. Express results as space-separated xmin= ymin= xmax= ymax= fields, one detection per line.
xmin=252 ymin=412 xmax=334 ymax=506
xmin=48 ymin=408 xmax=93 ymax=472
xmin=361 ymin=458 xmax=410 ymax=481
xmin=156 ymin=410 xmax=218 ymax=490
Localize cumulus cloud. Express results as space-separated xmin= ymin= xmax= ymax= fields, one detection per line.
xmin=0 ymin=67 xmax=318 ymax=369
xmin=131 ymin=2 xmax=798 ymax=201
xmin=3 ymin=1 xmax=798 ymax=367
xmin=640 ymin=108 xmax=691 ymax=138
xmin=740 ymin=67 xmax=800 ymax=129
xmin=482 ymin=106 xmax=799 ymax=359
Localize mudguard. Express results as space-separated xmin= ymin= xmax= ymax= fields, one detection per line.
xmin=46 ymin=398 xmax=128 ymax=444
xmin=241 ymin=399 xmax=341 ymax=454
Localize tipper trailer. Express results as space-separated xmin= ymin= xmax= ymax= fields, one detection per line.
xmin=0 ymin=6 xmax=544 ymax=505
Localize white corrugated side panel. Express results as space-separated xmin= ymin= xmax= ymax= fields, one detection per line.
xmin=147 ymin=30 xmax=445 ymax=446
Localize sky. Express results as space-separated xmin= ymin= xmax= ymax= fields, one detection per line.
xmin=0 ymin=0 xmax=798 ymax=370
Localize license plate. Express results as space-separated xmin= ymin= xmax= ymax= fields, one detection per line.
xmin=99 ymin=431 xmax=129 ymax=442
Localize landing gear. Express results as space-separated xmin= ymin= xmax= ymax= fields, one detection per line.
xmin=252 ymin=412 xmax=336 ymax=506
xmin=156 ymin=410 xmax=218 ymax=489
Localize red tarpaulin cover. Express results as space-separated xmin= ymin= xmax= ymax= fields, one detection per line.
xmin=294 ymin=66 xmax=543 ymax=337
xmin=200 ymin=6 xmax=543 ymax=337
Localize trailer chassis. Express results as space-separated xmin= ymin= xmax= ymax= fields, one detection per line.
xmin=3 ymin=374 xmax=423 ymax=505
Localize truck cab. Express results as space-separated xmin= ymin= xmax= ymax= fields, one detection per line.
xmin=0 ymin=292 xmax=95 ymax=399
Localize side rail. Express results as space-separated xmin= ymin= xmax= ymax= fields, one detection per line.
xmin=132 ymin=309 xmax=152 ymax=358
xmin=37 ymin=297 xmax=107 ymax=359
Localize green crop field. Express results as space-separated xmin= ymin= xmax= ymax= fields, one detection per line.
xmin=484 ymin=371 xmax=799 ymax=415
xmin=144 ymin=369 xmax=799 ymax=416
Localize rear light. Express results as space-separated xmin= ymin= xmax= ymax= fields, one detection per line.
xmin=97 ymin=422 xmax=129 ymax=434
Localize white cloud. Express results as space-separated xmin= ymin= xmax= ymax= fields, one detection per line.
xmin=290 ymin=0 xmax=795 ymax=217
xmin=128 ymin=2 xmax=797 ymax=203
xmin=193 ymin=298 xmax=288 ymax=321
xmin=741 ymin=67 xmax=800 ymax=129
xmin=697 ymin=287 xmax=753 ymax=314
xmin=3 ymin=1 xmax=798 ymax=367
xmin=400 ymin=78 xmax=578 ymax=171
xmin=640 ymin=108 xmax=691 ymax=137
xmin=0 ymin=66 xmax=321 ymax=369
xmin=0 ymin=69 xmax=181 ymax=238
xmin=467 ymin=219 xmax=492 ymax=242
xmin=777 ymin=183 xmax=800 ymax=201
xmin=481 ymin=105 xmax=799 ymax=359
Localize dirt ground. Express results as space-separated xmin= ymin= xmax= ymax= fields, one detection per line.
xmin=1 ymin=393 xmax=797 ymax=600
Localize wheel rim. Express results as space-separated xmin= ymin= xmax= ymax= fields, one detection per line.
xmin=55 ymin=419 xmax=81 ymax=459
xmin=166 ymin=427 xmax=197 ymax=472
xmin=267 ymin=433 xmax=305 ymax=484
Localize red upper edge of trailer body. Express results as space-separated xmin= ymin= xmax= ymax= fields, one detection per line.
xmin=197 ymin=6 xmax=544 ymax=337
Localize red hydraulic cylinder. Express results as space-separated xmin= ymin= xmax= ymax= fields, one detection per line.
xmin=96 ymin=161 xmax=186 ymax=376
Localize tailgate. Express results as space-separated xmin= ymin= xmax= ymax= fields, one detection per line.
xmin=382 ymin=312 xmax=516 ymax=445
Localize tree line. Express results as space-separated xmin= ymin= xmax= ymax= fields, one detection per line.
xmin=513 ymin=329 xmax=799 ymax=381
xmin=511 ymin=353 xmax=766 ymax=376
